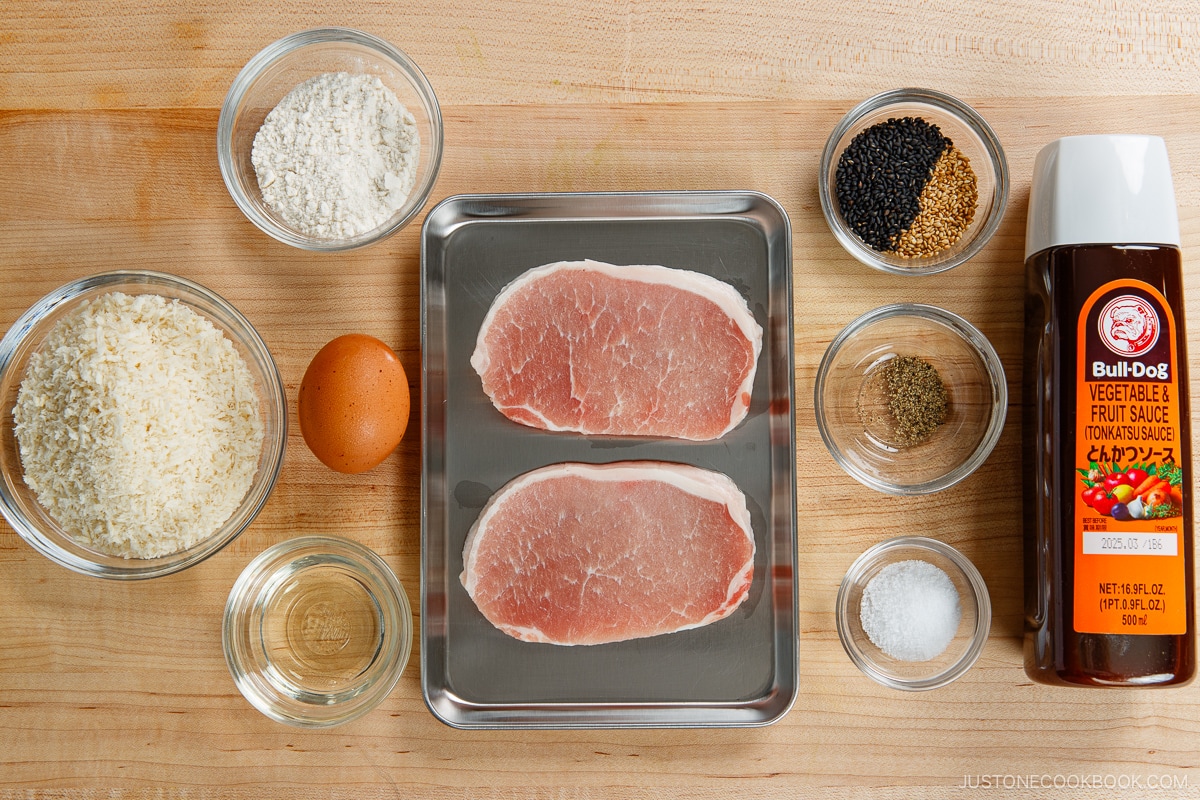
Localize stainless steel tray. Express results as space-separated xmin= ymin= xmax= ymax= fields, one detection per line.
xmin=420 ymin=192 xmax=797 ymax=729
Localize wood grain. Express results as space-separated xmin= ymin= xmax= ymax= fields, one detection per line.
xmin=1 ymin=2 xmax=1200 ymax=797
xmin=1 ymin=1 xmax=1199 ymax=109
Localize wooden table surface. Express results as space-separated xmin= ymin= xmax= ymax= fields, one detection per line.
xmin=2 ymin=1 xmax=1199 ymax=796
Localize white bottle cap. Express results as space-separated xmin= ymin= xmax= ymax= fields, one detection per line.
xmin=1025 ymin=134 xmax=1180 ymax=261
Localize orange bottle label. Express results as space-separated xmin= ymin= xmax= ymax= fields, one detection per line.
xmin=1073 ymin=279 xmax=1186 ymax=635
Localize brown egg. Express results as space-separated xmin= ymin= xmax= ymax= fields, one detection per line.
xmin=298 ymin=334 xmax=411 ymax=474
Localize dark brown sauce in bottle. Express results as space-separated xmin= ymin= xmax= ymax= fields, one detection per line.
xmin=1024 ymin=244 xmax=1194 ymax=686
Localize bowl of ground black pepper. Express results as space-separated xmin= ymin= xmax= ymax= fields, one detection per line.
xmin=819 ymin=88 xmax=1008 ymax=275
xmin=218 ymin=28 xmax=443 ymax=251
xmin=814 ymin=304 xmax=1007 ymax=494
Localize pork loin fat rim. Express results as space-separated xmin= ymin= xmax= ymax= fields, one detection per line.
xmin=460 ymin=461 xmax=756 ymax=646
xmin=471 ymin=260 xmax=763 ymax=441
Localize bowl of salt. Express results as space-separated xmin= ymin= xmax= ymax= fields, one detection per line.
xmin=836 ymin=536 xmax=991 ymax=690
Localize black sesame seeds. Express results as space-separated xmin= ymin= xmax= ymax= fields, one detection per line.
xmin=834 ymin=116 xmax=978 ymax=259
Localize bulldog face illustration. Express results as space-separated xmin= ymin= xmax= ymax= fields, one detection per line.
xmin=1111 ymin=305 xmax=1148 ymax=344
xmin=1099 ymin=296 xmax=1159 ymax=357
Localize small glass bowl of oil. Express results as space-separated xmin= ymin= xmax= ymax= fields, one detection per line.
xmin=223 ymin=536 xmax=412 ymax=727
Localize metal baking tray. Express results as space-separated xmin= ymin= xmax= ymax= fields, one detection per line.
xmin=420 ymin=192 xmax=796 ymax=729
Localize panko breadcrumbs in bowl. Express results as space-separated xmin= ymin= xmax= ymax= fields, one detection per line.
xmin=0 ymin=271 xmax=286 ymax=579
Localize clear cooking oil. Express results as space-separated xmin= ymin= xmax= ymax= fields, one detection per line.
xmin=259 ymin=557 xmax=384 ymax=698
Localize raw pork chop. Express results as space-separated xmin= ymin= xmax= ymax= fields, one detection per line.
xmin=471 ymin=260 xmax=763 ymax=441
xmin=460 ymin=461 xmax=755 ymax=646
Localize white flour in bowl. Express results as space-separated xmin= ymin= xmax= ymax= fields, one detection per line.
xmin=251 ymin=72 xmax=420 ymax=239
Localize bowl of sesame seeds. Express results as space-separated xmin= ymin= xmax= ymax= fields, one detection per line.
xmin=819 ymin=88 xmax=1008 ymax=275
xmin=814 ymin=303 xmax=1007 ymax=495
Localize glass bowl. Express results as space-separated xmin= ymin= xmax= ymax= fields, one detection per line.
xmin=836 ymin=536 xmax=991 ymax=691
xmin=217 ymin=27 xmax=443 ymax=251
xmin=223 ymin=536 xmax=412 ymax=728
xmin=819 ymin=88 xmax=1008 ymax=275
xmin=0 ymin=271 xmax=287 ymax=579
xmin=815 ymin=303 xmax=1006 ymax=495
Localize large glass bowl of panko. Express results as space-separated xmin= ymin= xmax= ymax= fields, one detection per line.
xmin=0 ymin=271 xmax=287 ymax=579
xmin=217 ymin=27 xmax=444 ymax=251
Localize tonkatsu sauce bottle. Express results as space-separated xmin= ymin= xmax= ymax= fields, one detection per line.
xmin=1023 ymin=135 xmax=1195 ymax=686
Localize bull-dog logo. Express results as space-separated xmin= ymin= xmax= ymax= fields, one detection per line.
xmin=1098 ymin=294 xmax=1160 ymax=358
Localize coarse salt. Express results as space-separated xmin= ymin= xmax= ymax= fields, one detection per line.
xmin=859 ymin=559 xmax=961 ymax=662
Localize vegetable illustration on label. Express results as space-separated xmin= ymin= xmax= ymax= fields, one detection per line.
xmin=1077 ymin=461 xmax=1182 ymax=521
